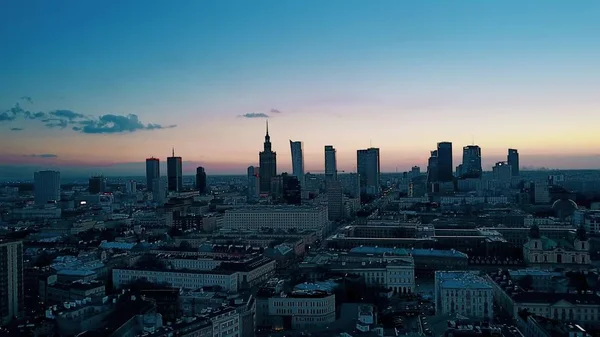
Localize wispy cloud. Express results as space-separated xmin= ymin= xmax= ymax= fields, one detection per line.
xmin=10 ymin=127 xmax=23 ymax=131
xmin=240 ymin=108 xmax=283 ymax=119
xmin=25 ymin=154 xmax=58 ymax=158
xmin=240 ymin=113 xmax=270 ymax=118
xmin=1 ymin=98 xmax=175 ymax=134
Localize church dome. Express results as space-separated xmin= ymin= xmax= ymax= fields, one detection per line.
xmin=552 ymin=198 xmax=578 ymax=219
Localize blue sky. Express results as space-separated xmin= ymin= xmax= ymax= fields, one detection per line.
xmin=1 ymin=0 xmax=599 ymax=175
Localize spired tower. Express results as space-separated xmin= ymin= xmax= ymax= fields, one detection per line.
xmin=259 ymin=121 xmax=277 ymax=194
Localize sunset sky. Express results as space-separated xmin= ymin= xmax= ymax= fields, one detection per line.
xmin=1 ymin=0 xmax=599 ymax=175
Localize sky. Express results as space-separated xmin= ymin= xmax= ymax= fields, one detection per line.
xmin=1 ymin=0 xmax=599 ymax=176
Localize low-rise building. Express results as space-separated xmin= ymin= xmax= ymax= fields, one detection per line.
xmin=434 ymin=271 xmax=494 ymax=319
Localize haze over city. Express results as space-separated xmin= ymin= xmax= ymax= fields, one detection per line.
xmin=2 ymin=0 xmax=599 ymax=176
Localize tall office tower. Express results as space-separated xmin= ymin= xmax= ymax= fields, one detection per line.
xmin=324 ymin=145 xmax=338 ymax=181
xmin=247 ymin=166 xmax=260 ymax=202
xmin=152 ymin=179 xmax=166 ymax=204
xmin=507 ymin=149 xmax=520 ymax=176
xmin=126 ymin=180 xmax=137 ymax=194
xmin=426 ymin=150 xmax=439 ymax=186
xmin=327 ymin=180 xmax=344 ymax=221
xmin=461 ymin=145 xmax=482 ymax=178
xmin=88 ymin=175 xmax=106 ymax=194
xmin=195 ymin=167 xmax=207 ymax=194
xmin=0 ymin=240 xmax=24 ymax=325
xmin=346 ymin=172 xmax=361 ymax=198
xmin=357 ymin=148 xmax=381 ymax=196
xmin=282 ymin=173 xmax=302 ymax=205
xmin=34 ymin=170 xmax=60 ymax=205
xmin=289 ymin=140 xmax=305 ymax=188
xmin=436 ymin=142 xmax=453 ymax=182
xmin=146 ymin=157 xmax=160 ymax=192
xmin=493 ymin=161 xmax=512 ymax=182
xmin=409 ymin=166 xmax=421 ymax=178
xmin=259 ymin=121 xmax=277 ymax=194
xmin=167 ymin=148 xmax=183 ymax=192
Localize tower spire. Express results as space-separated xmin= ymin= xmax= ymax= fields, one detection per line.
xmin=172 ymin=147 xmax=174 ymax=157
xmin=266 ymin=120 xmax=269 ymax=136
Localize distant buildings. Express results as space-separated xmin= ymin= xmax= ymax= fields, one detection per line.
xmin=282 ymin=173 xmax=301 ymax=205
xmin=223 ymin=206 xmax=329 ymax=233
xmin=493 ymin=161 xmax=513 ymax=182
xmin=508 ymin=149 xmax=520 ymax=176
xmin=88 ymin=175 xmax=106 ymax=194
xmin=167 ymin=149 xmax=183 ymax=192
xmin=34 ymin=170 xmax=60 ymax=205
xmin=435 ymin=271 xmax=493 ymax=319
xmin=145 ymin=157 xmax=160 ymax=192
xmin=259 ymin=121 xmax=277 ymax=194
xmin=427 ymin=150 xmax=439 ymax=187
xmin=0 ymin=240 xmax=24 ymax=325
xmin=195 ymin=166 xmax=207 ymax=194
xmin=289 ymin=140 xmax=304 ymax=188
xmin=247 ymin=166 xmax=259 ymax=202
xmin=357 ymin=147 xmax=380 ymax=196
xmin=125 ymin=180 xmax=137 ymax=194
xmin=324 ymin=145 xmax=337 ymax=181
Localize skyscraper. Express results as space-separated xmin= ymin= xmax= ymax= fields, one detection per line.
xmin=437 ymin=142 xmax=453 ymax=182
xmin=0 ymin=240 xmax=24 ymax=325
xmin=88 ymin=175 xmax=106 ymax=194
xmin=167 ymin=148 xmax=183 ymax=192
xmin=259 ymin=121 xmax=277 ymax=194
xmin=282 ymin=173 xmax=302 ymax=205
xmin=357 ymin=148 xmax=380 ymax=196
xmin=324 ymin=145 xmax=337 ymax=181
xmin=34 ymin=170 xmax=60 ymax=205
xmin=327 ymin=180 xmax=344 ymax=221
xmin=196 ymin=167 xmax=207 ymax=194
xmin=145 ymin=157 xmax=160 ymax=192
xmin=247 ymin=166 xmax=259 ymax=202
xmin=493 ymin=161 xmax=512 ymax=182
xmin=507 ymin=149 xmax=519 ymax=176
xmin=460 ymin=145 xmax=482 ymax=178
xmin=289 ymin=140 xmax=305 ymax=188
xmin=426 ymin=150 xmax=439 ymax=186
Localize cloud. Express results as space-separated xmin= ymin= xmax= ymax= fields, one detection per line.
xmin=50 ymin=109 xmax=85 ymax=120
xmin=25 ymin=154 xmax=58 ymax=158
xmin=241 ymin=113 xmax=270 ymax=118
xmin=78 ymin=114 xmax=176 ymax=134
xmin=1 ymin=98 xmax=175 ymax=134
xmin=270 ymin=108 xmax=282 ymax=114
xmin=10 ymin=127 xmax=23 ymax=131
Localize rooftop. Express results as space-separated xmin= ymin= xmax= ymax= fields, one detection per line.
xmin=436 ymin=271 xmax=492 ymax=290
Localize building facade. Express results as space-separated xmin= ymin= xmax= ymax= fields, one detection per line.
xmin=34 ymin=170 xmax=60 ymax=205
xmin=167 ymin=149 xmax=183 ymax=192
xmin=145 ymin=157 xmax=160 ymax=192
xmin=435 ymin=271 xmax=493 ymax=319
xmin=223 ymin=206 xmax=329 ymax=233
xmin=324 ymin=145 xmax=337 ymax=181
xmin=508 ymin=149 xmax=520 ymax=176
xmin=0 ymin=241 xmax=24 ymax=325
xmin=196 ymin=166 xmax=207 ymax=194
xmin=357 ymin=147 xmax=380 ymax=196
xmin=290 ymin=140 xmax=305 ymax=188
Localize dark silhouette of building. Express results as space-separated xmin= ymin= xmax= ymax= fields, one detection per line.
xmin=146 ymin=157 xmax=160 ymax=192
xmin=88 ymin=175 xmax=106 ymax=194
xmin=167 ymin=148 xmax=183 ymax=192
xmin=508 ymin=148 xmax=519 ymax=176
xmin=436 ymin=142 xmax=453 ymax=182
xmin=427 ymin=150 xmax=439 ymax=186
xmin=259 ymin=121 xmax=277 ymax=194
xmin=459 ymin=145 xmax=482 ymax=178
xmin=195 ymin=167 xmax=207 ymax=194
xmin=357 ymin=148 xmax=380 ymax=196
xmin=282 ymin=173 xmax=301 ymax=205
xmin=0 ymin=240 xmax=24 ymax=325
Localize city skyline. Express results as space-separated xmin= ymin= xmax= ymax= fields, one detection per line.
xmin=2 ymin=1 xmax=600 ymax=175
